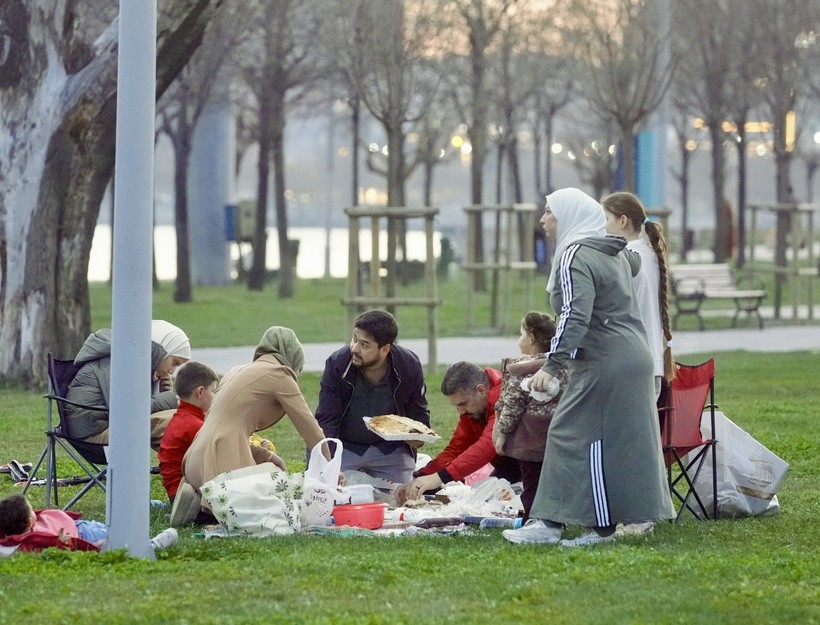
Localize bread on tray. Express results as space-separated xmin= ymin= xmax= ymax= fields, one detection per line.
xmin=366 ymin=414 xmax=439 ymax=438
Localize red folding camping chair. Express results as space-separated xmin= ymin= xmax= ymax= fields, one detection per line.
xmin=658 ymin=358 xmax=719 ymax=521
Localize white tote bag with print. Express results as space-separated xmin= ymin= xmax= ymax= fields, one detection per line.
xmin=301 ymin=438 xmax=344 ymax=528
xmin=202 ymin=462 xmax=303 ymax=537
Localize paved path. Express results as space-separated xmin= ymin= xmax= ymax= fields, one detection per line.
xmin=193 ymin=324 xmax=820 ymax=374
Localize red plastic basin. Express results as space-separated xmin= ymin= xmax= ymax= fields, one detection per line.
xmin=331 ymin=502 xmax=389 ymax=529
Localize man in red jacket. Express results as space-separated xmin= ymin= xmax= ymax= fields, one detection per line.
xmin=396 ymin=361 xmax=520 ymax=503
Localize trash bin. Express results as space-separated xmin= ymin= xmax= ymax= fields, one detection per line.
xmin=224 ymin=204 xmax=237 ymax=242
xmin=438 ymin=236 xmax=454 ymax=278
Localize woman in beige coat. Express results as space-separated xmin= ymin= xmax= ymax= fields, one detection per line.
xmin=182 ymin=326 xmax=326 ymax=493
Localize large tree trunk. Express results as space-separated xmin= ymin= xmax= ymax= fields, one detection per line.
xmin=271 ymin=92 xmax=293 ymax=299
xmin=469 ymin=43 xmax=488 ymax=292
xmin=0 ymin=1 xmax=222 ymax=386
xmin=708 ymin=122 xmax=728 ymax=263
xmin=350 ymin=97 xmax=361 ymax=207
xmin=249 ymin=88 xmax=272 ymax=292
xmin=384 ymin=124 xmax=404 ymax=314
xmin=544 ymin=114 xmax=555 ymax=195
xmin=620 ymin=122 xmax=636 ymax=193
xmin=173 ymin=126 xmax=193 ymax=302
xmin=735 ymin=122 xmax=747 ymax=268
xmin=679 ymin=145 xmax=691 ymax=262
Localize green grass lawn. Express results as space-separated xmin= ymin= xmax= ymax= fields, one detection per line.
xmin=89 ymin=274 xmax=552 ymax=347
xmin=1 ymin=350 xmax=818 ymax=624
xmin=88 ymin=265 xmax=819 ymax=347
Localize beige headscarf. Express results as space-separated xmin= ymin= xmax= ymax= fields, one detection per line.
xmin=253 ymin=326 xmax=305 ymax=373
xmin=151 ymin=320 xmax=191 ymax=360
xmin=545 ymin=188 xmax=607 ymax=294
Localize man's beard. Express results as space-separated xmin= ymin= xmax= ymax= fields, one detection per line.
xmin=352 ymin=353 xmax=380 ymax=369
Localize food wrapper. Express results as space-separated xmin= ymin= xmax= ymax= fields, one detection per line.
xmin=249 ymin=434 xmax=276 ymax=453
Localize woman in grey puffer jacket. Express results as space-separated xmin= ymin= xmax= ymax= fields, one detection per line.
xmin=65 ymin=320 xmax=190 ymax=449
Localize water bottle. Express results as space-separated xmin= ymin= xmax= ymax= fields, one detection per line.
xmin=478 ymin=517 xmax=523 ymax=529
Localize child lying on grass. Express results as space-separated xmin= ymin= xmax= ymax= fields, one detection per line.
xmin=0 ymin=493 xmax=177 ymax=555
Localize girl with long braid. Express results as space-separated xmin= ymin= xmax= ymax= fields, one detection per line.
xmin=602 ymin=191 xmax=675 ymax=398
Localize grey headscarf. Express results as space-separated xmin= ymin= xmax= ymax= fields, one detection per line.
xmin=253 ymin=326 xmax=305 ymax=373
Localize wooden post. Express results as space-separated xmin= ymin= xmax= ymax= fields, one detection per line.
xmin=425 ymin=212 xmax=437 ymax=371
xmin=462 ymin=204 xmax=538 ymax=334
xmin=344 ymin=206 xmax=440 ymax=371
xmin=346 ymin=212 xmax=359 ymax=332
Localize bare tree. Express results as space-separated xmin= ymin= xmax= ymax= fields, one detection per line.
xmin=329 ymin=0 xmax=441 ymax=207
xmin=237 ymin=0 xmax=325 ymax=296
xmin=563 ymin=114 xmax=619 ymax=201
xmin=0 ymin=0 xmax=222 ymax=386
xmin=447 ymin=0 xmax=519 ymax=291
xmin=157 ymin=5 xmax=249 ymax=302
xmin=752 ymin=0 xmax=819 ymax=202
xmin=324 ymin=0 xmax=444 ymax=306
xmin=673 ymin=0 xmax=734 ymax=263
xmin=722 ymin=0 xmax=766 ymax=267
xmin=668 ymin=90 xmax=702 ymax=262
xmin=528 ymin=53 xmax=574 ymax=198
xmin=565 ymin=0 xmax=677 ymax=192
xmin=751 ymin=0 xmax=820 ymax=313
xmin=413 ymin=85 xmax=462 ymax=207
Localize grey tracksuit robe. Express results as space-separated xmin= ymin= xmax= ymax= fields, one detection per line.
xmin=531 ymin=235 xmax=674 ymax=526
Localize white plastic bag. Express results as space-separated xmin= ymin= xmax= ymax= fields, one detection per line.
xmin=301 ymin=438 xmax=343 ymax=528
xmin=692 ymin=411 xmax=789 ymax=517
xmin=201 ymin=463 xmax=303 ymax=537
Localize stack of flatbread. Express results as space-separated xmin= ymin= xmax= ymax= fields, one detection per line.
xmin=365 ymin=414 xmax=439 ymax=440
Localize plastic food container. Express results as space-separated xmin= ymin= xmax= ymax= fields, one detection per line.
xmin=345 ymin=484 xmax=375 ymax=504
xmin=331 ymin=502 xmax=389 ymax=529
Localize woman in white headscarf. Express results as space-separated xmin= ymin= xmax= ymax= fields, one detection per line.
xmin=503 ymin=188 xmax=673 ymax=547
xmin=65 ymin=320 xmax=191 ymax=449
xmin=151 ymin=319 xmax=192 ymax=393
xmin=182 ymin=326 xmax=326 ymax=497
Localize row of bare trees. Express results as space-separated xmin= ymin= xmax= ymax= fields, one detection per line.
xmin=2 ymin=0 xmax=819 ymax=384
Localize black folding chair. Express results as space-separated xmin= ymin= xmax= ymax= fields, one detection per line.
xmin=23 ymin=353 xmax=108 ymax=510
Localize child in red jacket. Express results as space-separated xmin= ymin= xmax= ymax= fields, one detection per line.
xmin=158 ymin=361 xmax=219 ymax=502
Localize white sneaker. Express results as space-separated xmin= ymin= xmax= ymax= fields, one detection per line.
xmin=150 ymin=528 xmax=179 ymax=550
xmin=615 ymin=521 xmax=655 ymax=537
xmin=560 ymin=529 xmax=616 ymax=547
xmin=502 ymin=520 xmax=562 ymax=545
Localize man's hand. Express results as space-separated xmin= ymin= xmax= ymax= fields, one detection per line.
xmin=396 ymin=474 xmax=443 ymax=505
xmin=528 ymin=369 xmax=554 ymax=393
xmin=394 ymin=482 xmax=411 ymax=506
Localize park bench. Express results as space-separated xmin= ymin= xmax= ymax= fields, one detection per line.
xmin=669 ymin=263 xmax=766 ymax=330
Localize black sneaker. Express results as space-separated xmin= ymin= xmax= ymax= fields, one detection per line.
xmin=8 ymin=460 xmax=30 ymax=482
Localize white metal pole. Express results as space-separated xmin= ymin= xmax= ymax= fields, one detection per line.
xmin=105 ymin=0 xmax=157 ymax=558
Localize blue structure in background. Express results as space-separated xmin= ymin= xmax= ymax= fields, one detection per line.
xmin=635 ymin=128 xmax=666 ymax=210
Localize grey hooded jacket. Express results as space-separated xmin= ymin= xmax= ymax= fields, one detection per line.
xmin=64 ymin=329 xmax=178 ymax=440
